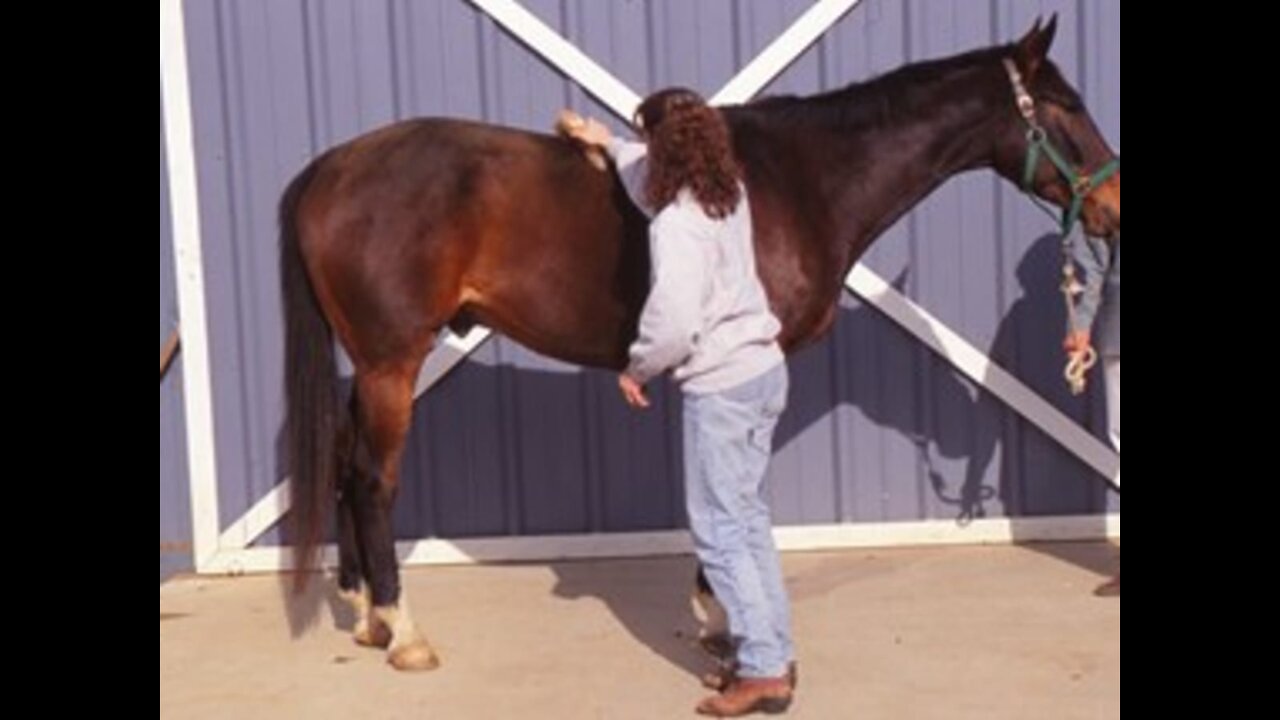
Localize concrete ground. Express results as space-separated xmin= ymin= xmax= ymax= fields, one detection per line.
xmin=160 ymin=541 xmax=1120 ymax=719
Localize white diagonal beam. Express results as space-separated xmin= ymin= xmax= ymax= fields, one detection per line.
xmin=468 ymin=0 xmax=641 ymax=118
xmin=846 ymin=266 xmax=1119 ymax=486
xmin=712 ymin=0 xmax=863 ymax=105
xmin=218 ymin=326 xmax=495 ymax=549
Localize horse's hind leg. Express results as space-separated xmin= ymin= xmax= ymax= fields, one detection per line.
xmin=327 ymin=387 xmax=392 ymax=648
xmin=337 ymin=469 xmax=391 ymax=648
xmin=350 ymin=353 xmax=440 ymax=671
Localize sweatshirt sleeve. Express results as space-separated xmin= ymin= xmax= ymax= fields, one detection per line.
xmin=624 ymin=209 xmax=707 ymax=383
xmin=1071 ymin=235 xmax=1113 ymax=332
xmin=605 ymin=137 xmax=653 ymax=218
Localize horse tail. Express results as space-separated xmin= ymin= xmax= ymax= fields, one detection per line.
xmin=279 ymin=155 xmax=338 ymax=590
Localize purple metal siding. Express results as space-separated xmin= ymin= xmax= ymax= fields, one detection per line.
xmin=163 ymin=0 xmax=1119 ymax=551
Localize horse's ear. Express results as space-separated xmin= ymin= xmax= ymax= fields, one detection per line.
xmin=1039 ymin=14 xmax=1059 ymax=55
xmin=1015 ymin=14 xmax=1058 ymax=79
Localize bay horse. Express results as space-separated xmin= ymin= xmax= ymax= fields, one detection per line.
xmin=281 ymin=17 xmax=1120 ymax=670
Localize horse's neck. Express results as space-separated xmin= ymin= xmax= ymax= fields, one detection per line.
xmin=811 ymin=69 xmax=1005 ymax=265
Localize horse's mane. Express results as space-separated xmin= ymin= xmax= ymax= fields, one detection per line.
xmin=732 ymin=43 xmax=1080 ymax=131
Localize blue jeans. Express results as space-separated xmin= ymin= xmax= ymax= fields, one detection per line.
xmin=683 ymin=363 xmax=791 ymax=678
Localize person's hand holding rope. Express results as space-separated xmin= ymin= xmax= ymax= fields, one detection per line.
xmin=1060 ymin=250 xmax=1098 ymax=395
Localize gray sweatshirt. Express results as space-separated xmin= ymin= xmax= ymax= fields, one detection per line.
xmin=606 ymin=138 xmax=783 ymax=394
xmin=1072 ymin=235 xmax=1120 ymax=356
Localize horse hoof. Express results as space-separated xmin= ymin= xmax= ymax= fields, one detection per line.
xmin=354 ymin=621 xmax=392 ymax=649
xmin=388 ymin=642 xmax=440 ymax=672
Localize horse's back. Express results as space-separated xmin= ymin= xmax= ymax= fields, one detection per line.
xmin=291 ymin=117 xmax=647 ymax=369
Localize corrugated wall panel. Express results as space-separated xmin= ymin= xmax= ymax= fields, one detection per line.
xmin=169 ymin=0 xmax=1119 ymax=549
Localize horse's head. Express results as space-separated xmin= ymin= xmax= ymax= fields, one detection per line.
xmin=993 ymin=16 xmax=1120 ymax=240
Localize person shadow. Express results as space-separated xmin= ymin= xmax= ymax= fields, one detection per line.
xmin=977 ymin=234 xmax=1118 ymax=574
xmin=853 ymin=234 xmax=1116 ymax=576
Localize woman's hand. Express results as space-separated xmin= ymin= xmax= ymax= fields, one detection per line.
xmin=557 ymin=110 xmax=613 ymax=148
xmin=618 ymin=373 xmax=650 ymax=409
xmin=1063 ymin=329 xmax=1093 ymax=355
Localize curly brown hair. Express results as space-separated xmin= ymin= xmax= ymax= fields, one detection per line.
xmin=636 ymin=88 xmax=743 ymax=220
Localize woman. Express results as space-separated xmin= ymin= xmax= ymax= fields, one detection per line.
xmin=563 ymin=88 xmax=795 ymax=717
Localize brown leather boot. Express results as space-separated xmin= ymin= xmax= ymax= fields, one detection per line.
xmin=696 ymin=675 xmax=793 ymax=716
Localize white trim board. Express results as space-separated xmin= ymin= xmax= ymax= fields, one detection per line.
xmin=203 ymin=514 xmax=1120 ymax=575
xmin=162 ymin=0 xmax=222 ymax=572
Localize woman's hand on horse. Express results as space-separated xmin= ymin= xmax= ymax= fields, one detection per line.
xmin=557 ymin=110 xmax=612 ymax=148
xmin=618 ymin=373 xmax=650 ymax=409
